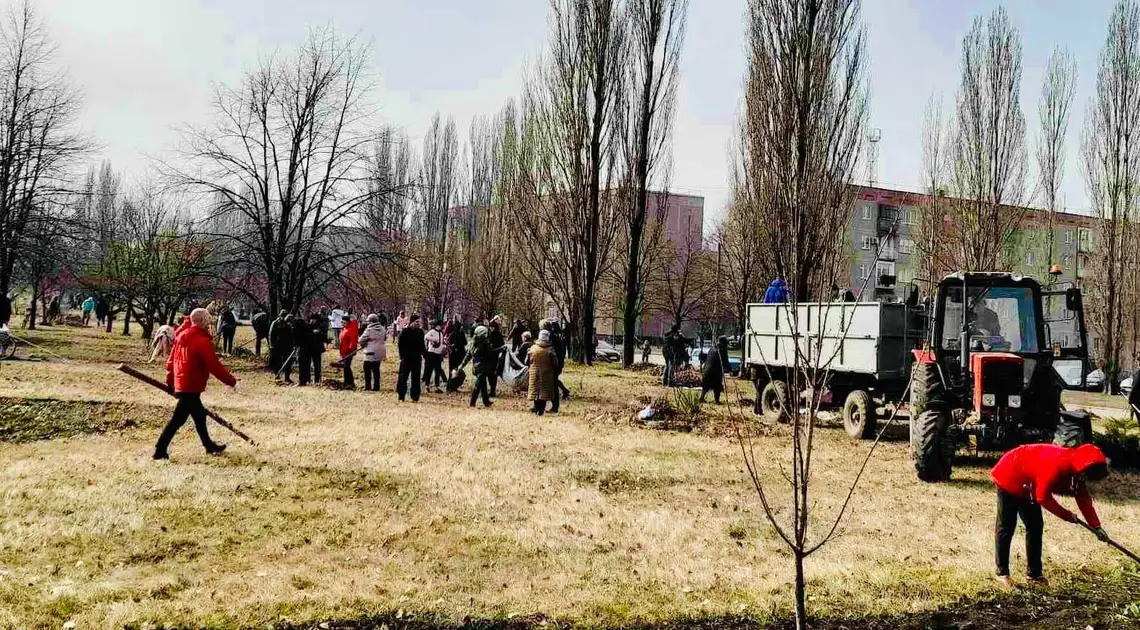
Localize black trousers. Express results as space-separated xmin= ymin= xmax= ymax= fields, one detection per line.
xmin=449 ymin=351 xmax=464 ymax=373
xmin=470 ymin=372 xmax=492 ymax=407
xmin=364 ymin=360 xmax=381 ymax=391
xmin=342 ymin=355 xmax=355 ymax=389
xmin=298 ymin=350 xmax=312 ymax=385
xmin=423 ymin=354 xmax=446 ymax=388
xmin=995 ymin=489 xmax=1044 ymax=578
xmin=311 ymin=352 xmax=322 ymax=384
xmin=532 ymin=399 xmax=547 ymax=415
xmin=255 ymin=335 xmax=265 ymax=356
xmin=221 ymin=329 xmax=235 ymax=354
xmin=155 ymin=393 xmax=216 ymax=454
xmin=398 ymin=358 xmax=422 ymax=401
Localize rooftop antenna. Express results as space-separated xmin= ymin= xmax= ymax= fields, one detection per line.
xmin=867 ymin=128 xmax=882 ymax=187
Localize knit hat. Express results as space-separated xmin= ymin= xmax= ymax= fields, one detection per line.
xmin=474 ymin=325 xmax=489 ymax=338
xmin=367 ymin=313 xmax=379 ymax=323
xmin=538 ymin=329 xmax=551 ymax=343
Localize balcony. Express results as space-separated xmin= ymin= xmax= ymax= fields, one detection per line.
xmin=876 ymin=204 xmax=901 ymax=236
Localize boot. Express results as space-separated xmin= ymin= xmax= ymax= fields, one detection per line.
xmin=206 ymin=443 xmax=227 ymax=456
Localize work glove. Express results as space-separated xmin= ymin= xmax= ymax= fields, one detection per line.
xmin=1094 ymin=526 xmax=1110 ymax=542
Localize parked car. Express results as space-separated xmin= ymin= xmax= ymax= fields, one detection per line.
xmin=1122 ymin=375 xmax=1133 ymax=397
xmin=1053 ymin=360 xmax=1104 ymax=391
xmin=687 ymin=346 xmax=741 ymax=375
xmin=594 ymin=339 xmax=621 ymax=362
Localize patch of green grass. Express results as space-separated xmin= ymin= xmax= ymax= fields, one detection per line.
xmin=0 ymin=396 xmax=167 ymax=443
xmin=571 ymin=468 xmax=679 ymax=495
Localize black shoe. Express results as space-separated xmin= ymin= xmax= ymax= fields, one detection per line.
xmin=153 ymin=451 xmax=170 ymax=461
xmin=206 ymin=443 xmax=227 ymax=456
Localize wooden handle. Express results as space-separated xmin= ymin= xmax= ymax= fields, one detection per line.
xmin=116 ymin=363 xmax=257 ymax=447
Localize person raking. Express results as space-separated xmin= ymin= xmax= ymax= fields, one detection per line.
xmin=154 ymin=308 xmax=238 ymax=460
xmin=990 ymin=442 xmax=1110 ymax=589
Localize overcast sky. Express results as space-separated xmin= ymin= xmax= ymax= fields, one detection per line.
xmin=29 ymin=0 xmax=1119 ymax=228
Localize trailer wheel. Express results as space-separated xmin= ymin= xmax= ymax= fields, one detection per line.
xmin=913 ymin=409 xmax=953 ymax=482
xmin=910 ymin=361 xmax=944 ymax=419
xmin=843 ymin=390 xmax=877 ymax=440
xmin=761 ymin=380 xmax=790 ymax=423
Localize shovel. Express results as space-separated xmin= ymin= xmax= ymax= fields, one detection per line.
xmin=1076 ymin=518 xmax=1140 ymax=564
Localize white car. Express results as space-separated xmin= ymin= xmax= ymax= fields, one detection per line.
xmin=1122 ymin=375 xmax=1133 ymax=396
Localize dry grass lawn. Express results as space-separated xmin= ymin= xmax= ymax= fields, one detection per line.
xmin=1 ymin=324 xmax=1139 ymax=629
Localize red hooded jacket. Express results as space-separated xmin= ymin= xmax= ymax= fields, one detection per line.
xmin=165 ymin=318 xmax=238 ymax=393
xmin=991 ymin=443 xmax=1106 ymax=527
xmin=339 ymin=318 xmax=359 ymax=358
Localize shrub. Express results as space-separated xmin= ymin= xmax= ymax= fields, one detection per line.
xmin=672 ymin=387 xmax=702 ymax=416
xmin=1094 ymin=417 xmax=1140 ymax=470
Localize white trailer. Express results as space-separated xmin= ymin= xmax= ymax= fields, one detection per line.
xmin=744 ymin=301 xmax=928 ymax=439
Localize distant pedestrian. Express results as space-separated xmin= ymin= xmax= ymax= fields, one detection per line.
xmin=301 ymin=313 xmax=326 ymax=386
xmin=423 ymin=319 xmax=448 ymax=393
xmin=329 ymin=305 xmax=346 ymax=347
xmin=397 ymin=314 xmax=425 ymax=402
xmin=541 ymin=319 xmax=570 ymax=411
xmin=459 ymin=325 xmax=495 ymax=408
xmin=251 ymin=311 xmax=269 ymax=357
xmin=81 ymin=296 xmax=96 ymax=327
xmin=0 ymin=292 xmax=11 ymax=327
xmin=700 ymin=337 xmax=730 ymax=404
xmin=95 ymin=297 xmax=110 ymax=328
xmin=395 ymin=310 xmax=409 ymax=336
xmin=488 ymin=317 xmax=506 ymax=397
xmin=46 ymin=294 xmax=60 ymax=324
xmin=509 ymin=318 xmax=527 ymax=352
xmin=515 ymin=331 xmax=533 ymax=365
xmin=359 ymin=313 xmax=388 ymax=392
xmin=268 ymin=311 xmax=293 ymax=382
xmin=641 ymin=339 xmax=651 ymax=364
xmin=447 ymin=315 xmax=468 ymax=374
xmin=662 ymin=325 xmax=682 ymax=386
xmin=527 ymin=330 xmax=557 ymax=415
xmin=153 ymin=308 xmax=237 ymax=460
xmin=339 ymin=314 xmax=359 ymax=390
xmin=295 ymin=313 xmax=314 ymax=386
xmin=218 ymin=306 xmax=238 ymax=355
xmin=763 ymin=278 xmax=789 ymax=304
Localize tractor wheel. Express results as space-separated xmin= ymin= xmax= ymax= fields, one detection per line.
xmin=909 ymin=361 xmax=944 ymax=420
xmin=843 ymin=390 xmax=877 ymax=440
xmin=761 ymin=380 xmax=790 ymax=423
xmin=1054 ymin=411 xmax=1094 ymax=448
xmin=0 ymin=336 xmax=15 ymax=360
xmin=913 ymin=409 xmax=954 ymax=482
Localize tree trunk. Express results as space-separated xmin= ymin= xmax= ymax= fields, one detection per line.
xmin=794 ymin=552 xmax=807 ymax=630
xmin=122 ymin=301 xmax=133 ymax=336
xmin=27 ymin=278 xmax=39 ymax=331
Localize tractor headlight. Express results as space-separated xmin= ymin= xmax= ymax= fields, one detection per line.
xmin=982 ymin=393 xmax=996 ymax=407
xmin=1008 ymin=395 xmax=1021 ymax=409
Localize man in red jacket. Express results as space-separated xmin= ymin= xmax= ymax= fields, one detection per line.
xmin=339 ymin=314 xmax=359 ymax=390
xmin=990 ymin=443 xmax=1110 ymax=588
xmin=154 ymin=308 xmax=239 ymax=460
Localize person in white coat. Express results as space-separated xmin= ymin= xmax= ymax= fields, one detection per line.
xmin=422 ymin=319 xmax=448 ymax=393
xmin=358 ymin=313 xmax=389 ymax=392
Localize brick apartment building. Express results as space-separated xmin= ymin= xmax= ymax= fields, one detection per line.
xmin=847 ymin=185 xmax=1099 ymax=302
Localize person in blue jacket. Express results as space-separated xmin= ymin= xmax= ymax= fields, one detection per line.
xmin=763 ymin=278 xmax=789 ymax=304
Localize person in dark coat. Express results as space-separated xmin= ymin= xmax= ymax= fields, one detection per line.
xmin=268 ymin=311 xmax=294 ymax=383
xmin=459 ymin=325 xmax=496 ymax=408
xmin=700 ymin=337 xmax=730 ymax=404
xmin=488 ymin=317 xmax=506 ymax=397
xmin=397 ymin=314 xmax=425 ymax=402
xmin=295 ymin=314 xmax=315 ymax=386
xmin=218 ymin=307 xmax=238 ymax=355
xmin=305 ymin=313 xmax=325 ymax=385
xmin=448 ymin=315 xmax=468 ymax=374
xmin=542 ymin=319 xmax=570 ymax=411
xmin=662 ymin=325 xmax=682 ymax=386
xmin=1129 ymin=355 xmax=1140 ymax=427
xmin=515 ymin=331 xmax=534 ymax=365
xmin=0 ymin=292 xmax=11 ymax=327
xmin=509 ymin=319 xmax=527 ymax=352
xmin=251 ymin=311 xmax=269 ymax=356
xmin=95 ymin=297 xmax=110 ymax=327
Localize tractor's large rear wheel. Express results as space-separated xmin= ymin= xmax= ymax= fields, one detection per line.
xmin=910 ymin=361 xmax=944 ymax=420
xmin=1055 ymin=411 xmax=1094 ymax=448
xmin=761 ymin=380 xmax=790 ymax=423
xmin=843 ymin=390 xmax=877 ymax=439
xmin=913 ymin=409 xmax=954 ymax=482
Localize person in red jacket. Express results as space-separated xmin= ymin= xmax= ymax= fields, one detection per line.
xmin=154 ymin=308 xmax=239 ymax=460
xmin=340 ymin=314 xmax=360 ymax=390
xmin=990 ymin=443 xmax=1110 ymax=588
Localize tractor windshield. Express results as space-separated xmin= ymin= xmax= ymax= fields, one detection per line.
xmin=941 ymin=286 xmax=1039 ymax=353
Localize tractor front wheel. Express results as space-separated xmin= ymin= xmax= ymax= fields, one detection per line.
xmin=843 ymin=390 xmax=877 ymax=439
xmin=913 ymin=409 xmax=954 ymax=482
xmin=761 ymin=380 xmax=790 ymax=423
xmin=1054 ymin=411 xmax=1094 ymax=448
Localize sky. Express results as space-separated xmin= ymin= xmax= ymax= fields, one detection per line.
xmin=26 ymin=0 xmax=1121 ymax=230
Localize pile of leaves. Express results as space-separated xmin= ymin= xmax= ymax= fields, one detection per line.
xmin=671 ymin=365 xmax=702 ymax=388
xmin=626 ymin=362 xmax=663 ymax=376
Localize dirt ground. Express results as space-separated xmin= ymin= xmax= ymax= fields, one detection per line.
xmin=1 ymin=323 xmax=1139 ymax=630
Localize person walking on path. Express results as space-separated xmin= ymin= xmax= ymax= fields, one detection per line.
xmin=527 ymin=329 xmax=557 ymax=415
xmin=423 ymin=319 xmax=448 ymax=393
xmin=990 ymin=443 xmax=1110 ymax=589
xmin=339 ymin=314 xmax=359 ymax=389
xmin=700 ymin=337 xmax=730 ymax=404
xmin=447 ymin=315 xmax=468 ymax=374
xmin=302 ymin=313 xmax=326 ymax=385
xmin=154 ymin=308 xmax=237 ymax=460
xmin=218 ymin=306 xmax=238 ymax=356
xmin=641 ymin=339 xmax=651 ymax=364
xmin=329 ymin=305 xmax=346 ymax=347
xmin=397 ymin=314 xmax=425 ymax=401
xmin=359 ymin=313 xmax=388 ymax=392
xmin=81 ymin=296 xmax=96 ymax=327
xmin=251 ymin=311 xmax=269 ymax=357
xmin=459 ymin=325 xmax=496 ymax=408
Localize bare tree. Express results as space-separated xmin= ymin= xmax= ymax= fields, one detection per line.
xmin=463 ymin=106 xmax=514 ymax=319
xmin=407 ymin=112 xmax=462 ymax=319
xmin=1037 ymin=47 xmax=1077 ymax=271
xmin=618 ymin=0 xmax=686 ymax=366
xmin=647 ymin=210 xmax=710 ymax=329
xmin=167 ymin=29 xmax=387 ymax=316
xmin=0 ymin=0 xmax=86 ymax=299
xmin=733 ymin=0 xmax=868 ymax=627
xmin=912 ymin=95 xmax=952 ymax=292
xmin=948 ymin=7 xmax=1028 ymax=271
xmin=716 ymin=192 xmax=764 ymax=335
xmin=1084 ymin=0 xmax=1140 ymax=390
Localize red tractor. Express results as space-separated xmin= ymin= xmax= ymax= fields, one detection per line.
xmin=910 ymin=272 xmax=1094 ymax=482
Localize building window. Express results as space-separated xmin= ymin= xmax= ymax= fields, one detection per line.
xmin=1026 ymin=251 xmax=1035 ymax=266
xmin=899 ymin=238 xmax=913 ymax=254
xmin=861 ymin=235 xmax=874 ymax=250
xmin=1064 ymin=230 xmax=1072 ymax=244
xmin=1078 ymin=228 xmax=1091 ymax=253
xmin=862 ymin=205 xmax=872 ymax=220
xmin=904 ymin=209 xmax=917 ymax=225
xmin=859 ymin=264 xmax=869 ymax=280
xmin=1062 ymin=253 xmax=1073 ymax=265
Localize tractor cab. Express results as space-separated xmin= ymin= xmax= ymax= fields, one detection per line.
xmin=909 ymin=272 xmax=1092 ymax=482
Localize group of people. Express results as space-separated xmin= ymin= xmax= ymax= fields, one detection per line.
xmin=79 ymin=295 xmax=112 ymax=328
xmin=657 ymin=324 xmax=731 ymax=404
